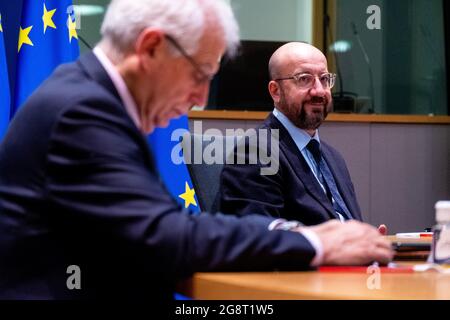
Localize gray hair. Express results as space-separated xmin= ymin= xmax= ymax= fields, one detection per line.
xmin=100 ymin=0 xmax=240 ymax=58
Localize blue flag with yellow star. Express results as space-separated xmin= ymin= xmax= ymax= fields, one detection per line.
xmin=0 ymin=12 xmax=10 ymax=140
xmin=13 ymin=0 xmax=79 ymax=114
xmin=148 ymin=116 xmax=200 ymax=214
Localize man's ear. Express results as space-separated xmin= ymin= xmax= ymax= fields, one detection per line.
xmin=268 ymin=80 xmax=281 ymax=104
xmin=134 ymin=29 xmax=165 ymax=67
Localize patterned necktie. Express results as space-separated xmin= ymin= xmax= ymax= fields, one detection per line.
xmin=306 ymin=139 xmax=352 ymax=220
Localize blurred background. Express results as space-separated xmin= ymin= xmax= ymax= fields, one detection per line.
xmin=1 ymin=0 xmax=449 ymax=114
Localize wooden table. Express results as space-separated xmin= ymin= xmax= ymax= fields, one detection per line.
xmin=179 ymin=237 xmax=450 ymax=300
xmin=179 ymin=266 xmax=450 ymax=300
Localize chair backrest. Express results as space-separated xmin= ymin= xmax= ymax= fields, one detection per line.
xmin=181 ymin=133 xmax=239 ymax=212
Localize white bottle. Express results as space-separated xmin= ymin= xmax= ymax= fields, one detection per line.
xmin=432 ymin=201 xmax=450 ymax=264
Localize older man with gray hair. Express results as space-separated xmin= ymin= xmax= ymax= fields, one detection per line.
xmin=0 ymin=0 xmax=392 ymax=300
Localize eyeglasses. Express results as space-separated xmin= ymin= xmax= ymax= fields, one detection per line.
xmin=274 ymin=72 xmax=337 ymax=89
xmin=165 ymin=35 xmax=213 ymax=84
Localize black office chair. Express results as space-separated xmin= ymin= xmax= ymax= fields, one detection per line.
xmin=181 ymin=133 xmax=239 ymax=212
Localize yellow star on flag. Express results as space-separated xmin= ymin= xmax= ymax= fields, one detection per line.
xmin=42 ymin=3 xmax=56 ymax=34
xmin=67 ymin=14 xmax=78 ymax=43
xmin=179 ymin=182 xmax=197 ymax=209
xmin=18 ymin=25 xmax=34 ymax=52
xmin=0 ymin=14 xmax=3 ymax=33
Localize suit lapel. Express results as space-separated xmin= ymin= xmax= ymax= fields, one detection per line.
xmin=321 ymin=145 xmax=361 ymax=220
xmin=265 ymin=114 xmax=338 ymax=220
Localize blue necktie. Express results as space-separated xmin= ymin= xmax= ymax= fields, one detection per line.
xmin=306 ymin=139 xmax=352 ymax=220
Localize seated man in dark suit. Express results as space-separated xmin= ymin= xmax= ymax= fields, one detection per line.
xmin=219 ymin=42 xmax=386 ymax=232
xmin=0 ymin=1 xmax=392 ymax=300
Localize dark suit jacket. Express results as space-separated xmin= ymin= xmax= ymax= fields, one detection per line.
xmin=0 ymin=53 xmax=316 ymax=300
xmin=218 ymin=113 xmax=362 ymax=225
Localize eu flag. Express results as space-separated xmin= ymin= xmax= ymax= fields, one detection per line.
xmin=148 ymin=116 xmax=200 ymax=213
xmin=13 ymin=0 xmax=79 ymax=114
xmin=0 ymin=12 xmax=10 ymax=140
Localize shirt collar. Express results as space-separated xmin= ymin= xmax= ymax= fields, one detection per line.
xmin=272 ymin=108 xmax=320 ymax=152
xmin=93 ymin=46 xmax=142 ymax=131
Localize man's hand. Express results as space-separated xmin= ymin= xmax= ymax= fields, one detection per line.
xmin=304 ymin=220 xmax=394 ymax=266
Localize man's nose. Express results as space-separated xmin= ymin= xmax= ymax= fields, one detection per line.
xmin=190 ymin=82 xmax=210 ymax=107
xmin=310 ymin=77 xmax=326 ymax=96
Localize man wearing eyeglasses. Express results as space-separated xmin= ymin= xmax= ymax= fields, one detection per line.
xmin=219 ymin=42 xmax=387 ymax=232
xmin=0 ymin=2 xmax=392 ymax=300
